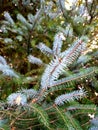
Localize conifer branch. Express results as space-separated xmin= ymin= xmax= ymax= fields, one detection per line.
xmin=36 ymin=42 xmax=53 ymax=57
xmin=55 ymin=88 xmax=87 ymax=106
xmin=28 ymin=55 xmax=44 ymax=66
xmin=50 ymin=67 xmax=97 ymax=87
xmin=41 ymin=36 xmax=87 ymax=89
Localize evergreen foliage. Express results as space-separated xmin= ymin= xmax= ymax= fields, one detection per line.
xmin=0 ymin=0 xmax=98 ymax=129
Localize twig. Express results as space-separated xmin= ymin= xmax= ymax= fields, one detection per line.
xmin=10 ymin=111 xmax=27 ymax=126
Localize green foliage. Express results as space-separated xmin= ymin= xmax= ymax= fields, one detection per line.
xmin=55 ymin=106 xmax=83 ymax=130
xmin=29 ymin=103 xmax=50 ymax=129
xmin=0 ymin=0 xmax=98 ymax=130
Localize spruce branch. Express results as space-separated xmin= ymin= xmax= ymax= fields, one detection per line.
xmin=7 ymin=93 xmax=27 ymax=106
xmin=17 ymin=88 xmax=38 ymax=100
xmin=53 ymin=32 xmax=65 ymax=56
xmin=64 ymin=111 xmax=83 ymax=130
xmin=28 ymin=103 xmax=50 ymax=129
xmin=67 ymin=104 xmax=96 ymax=112
xmin=90 ymin=116 xmax=98 ymax=126
xmin=4 ymin=11 xmax=15 ymax=25
xmin=17 ymin=14 xmax=32 ymax=30
xmin=89 ymin=116 xmax=98 ymax=130
xmin=36 ymin=42 xmax=53 ymax=57
xmin=55 ymin=106 xmax=83 ymax=130
xmin=55 ymin=88 xmax=87 ymax=106
xmin=0 ymin=1 xmax=98 ymax=129
xmin=41 ymin=36 xmax=87 ymax=89
xmin=0 ymin=56 xmax=7 ymax=65
xmin=0 ymin=56 xmax=19 ymax=78
xmin=28 ymin=55 xmax=44 ymax=66
xmin=89 ymin=126 xmax=98 ymax=130
xmin=50 ymin=67 xmax=97 ymax=87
